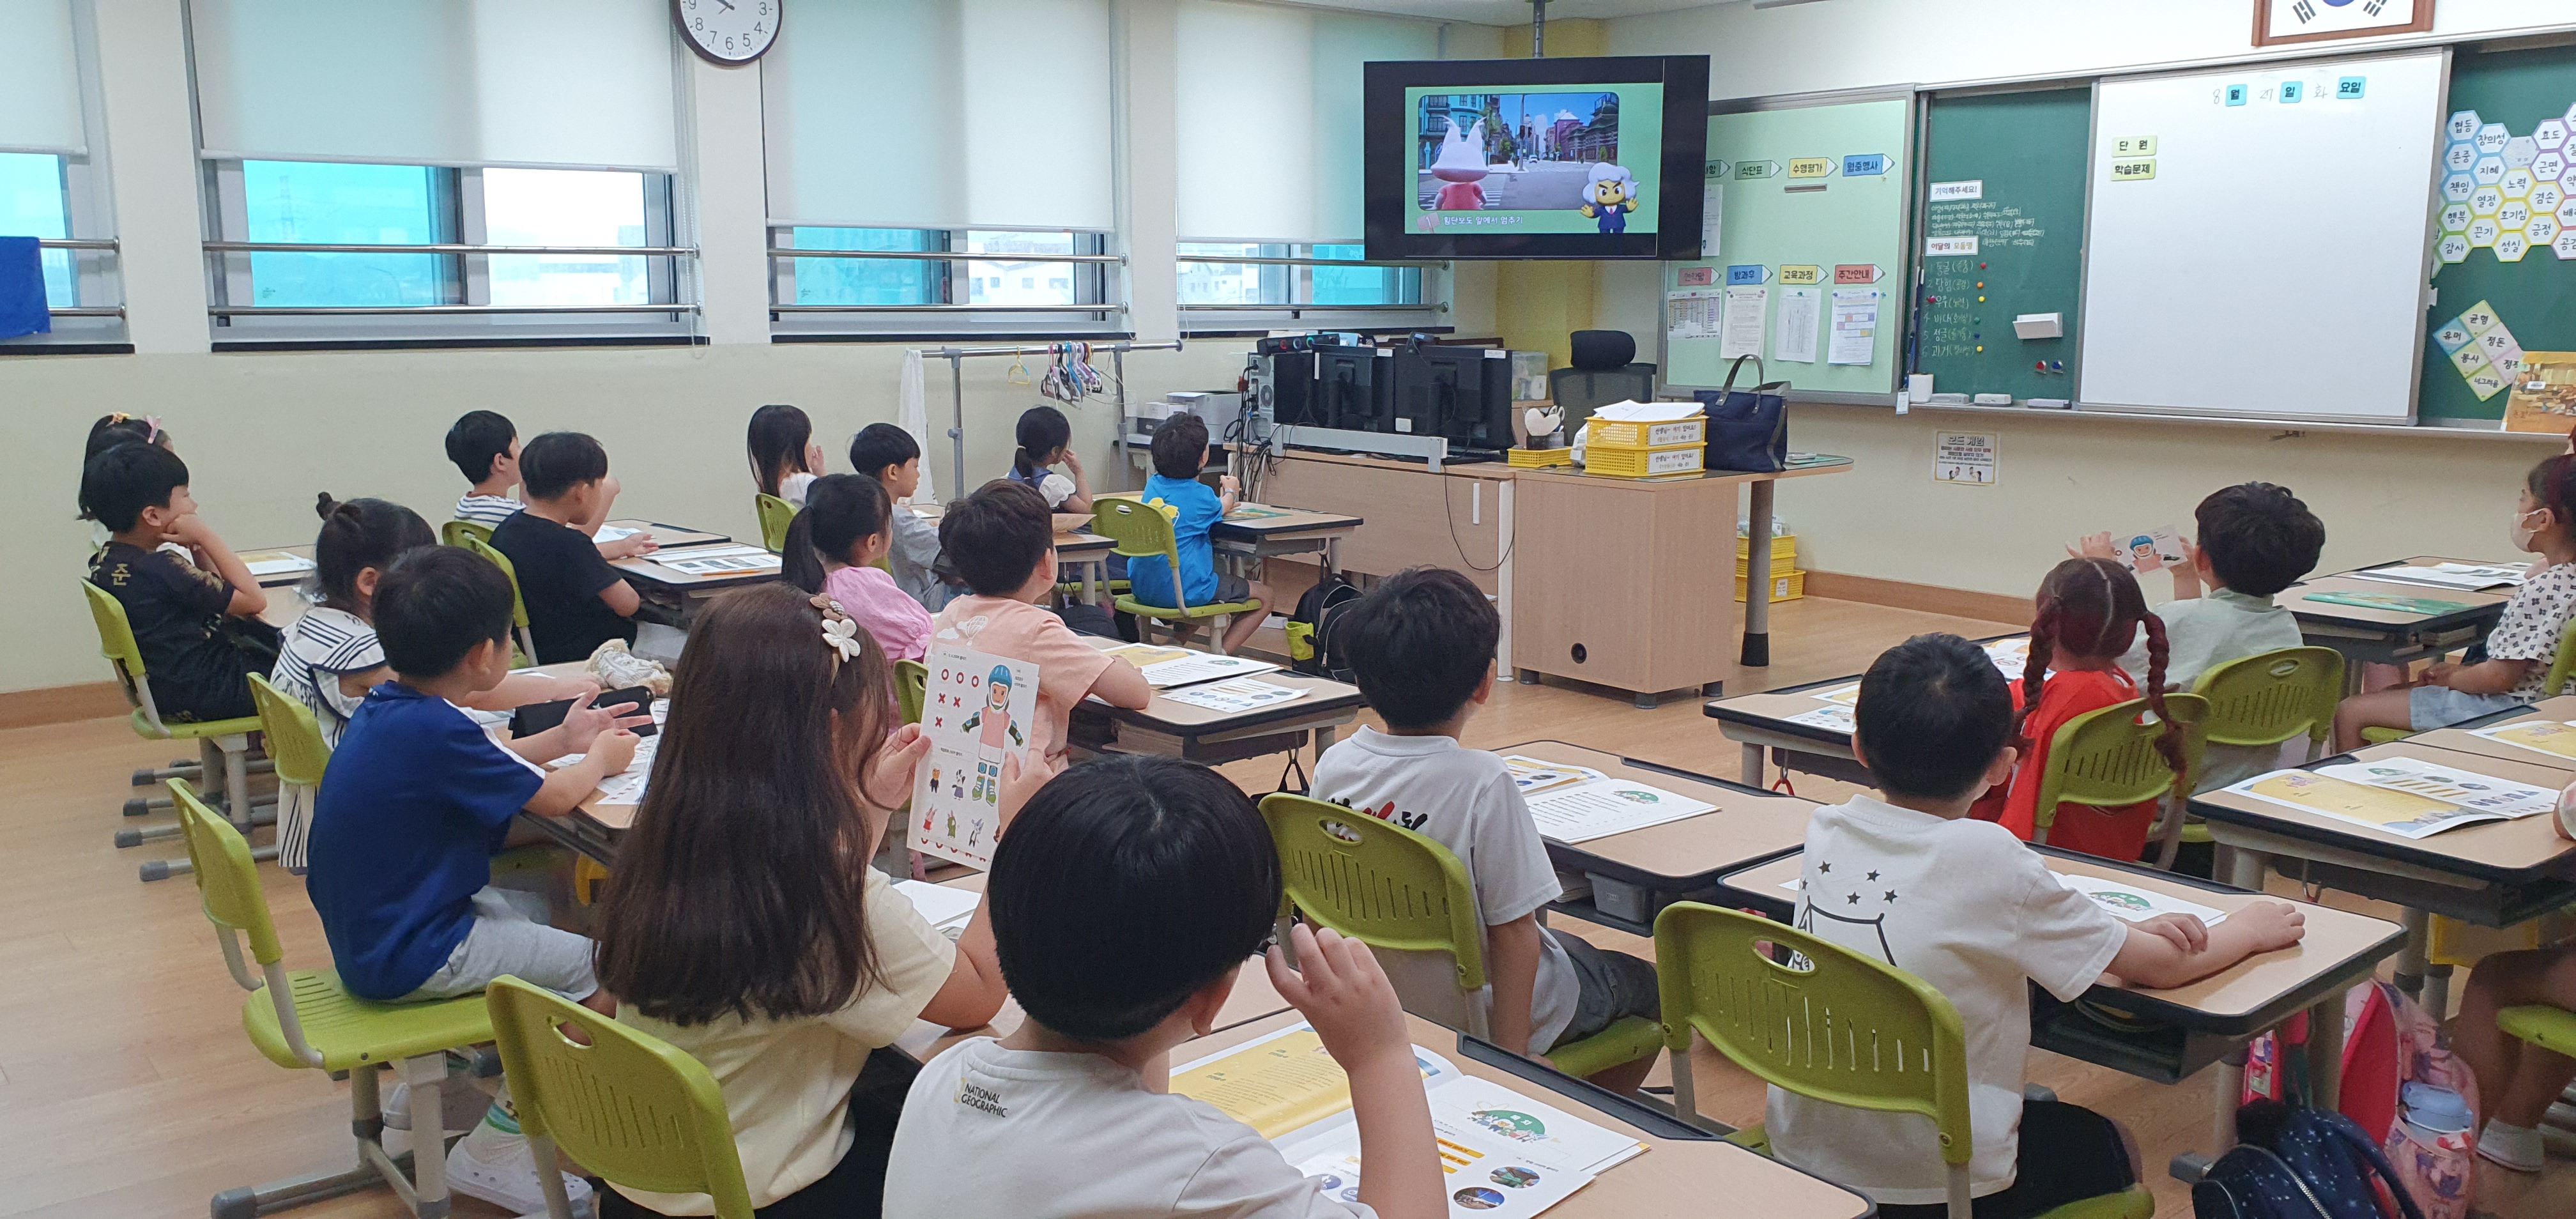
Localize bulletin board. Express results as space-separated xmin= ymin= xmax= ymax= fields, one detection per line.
xmin=2419 ymin=42 xmax=2576 ymax=425
xmin=1659 ymin=91 xmax=1914 ymax=402
xmin=1913 ymin=88 xmax=2091 ymax=405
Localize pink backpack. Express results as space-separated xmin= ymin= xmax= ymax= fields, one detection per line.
xmin=2345 ymin=982 xmax=2479 ymax=1219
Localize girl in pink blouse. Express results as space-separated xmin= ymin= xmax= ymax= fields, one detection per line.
xmin=783 ymin=475 xmax=934 ymax=664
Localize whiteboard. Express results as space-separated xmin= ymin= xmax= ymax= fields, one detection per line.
xmin=2078 ymin=50 xmax=2447 ymax=422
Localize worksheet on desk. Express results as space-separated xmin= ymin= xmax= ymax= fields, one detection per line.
xmin=1524 ymin=778 xmax=1716 ymax=843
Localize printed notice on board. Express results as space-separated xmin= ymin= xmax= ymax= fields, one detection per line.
xmin=1721 ymin=286 xmax=1770 ymax=360
xmin=1775 ymin=287 xmax=1821 ymax=364
xmin=1701 ymin=181 xmax=1724 ymax=258
xmin=1933 ymin=433 xmax=1997 ymax=486
xmin=1828 ymin=288 xmax=1878 ymax=365
xmin=1928 ymin=180 xmax=1984 ymax=201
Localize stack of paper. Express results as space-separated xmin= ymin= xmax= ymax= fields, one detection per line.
xmin=2347 ymin=562 xmax=2525 ymax=592
xmin=243 ymin=553 xmax=317 ymax=577
xmin=1103 ymin=643 xmax=1282 ymax=689
xmin=654 ymin=544 xmax=781 ymax=576
xmin=1172 ymin=1025 xmax=1644 ymax=1219
xmin=2223 ymin=756 xmax=2556 ymax=839
xmin=593 ymin=525 xmax=641 ymax=544
xmin=1499 ymin=757 xmax=1718 ymax=843
xmin=1164 ymin=678 xmax=1307 ymax=714
xmin=891 ymin=879 xmax=981 ymax=940
xmin=1588 ymin=401 xmax=1703 ymax=425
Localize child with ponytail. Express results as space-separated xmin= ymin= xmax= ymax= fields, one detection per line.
xmin=1995 ymin=556 xmax=2191 ymax=861
xmin=2333 ymin=454 xmax=2576 ymax=751
xmin=1006 ymin=404 xmax=1094 ymax=515
xmin=747 ymin=402 xmax=824 ymax=507
xmin=781 ymin=473 xmax=933 ymax=663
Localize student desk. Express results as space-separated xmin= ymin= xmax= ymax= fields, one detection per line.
xmin=240 ymin=545 xmax=317 ymax=590
xmin=2287 ymin=556 xmax=2515 ymax=690
xmin=1706 ymin=634 xmax=2027 ymax=788
xmin=908 ymin=503 xmax=1121 ymax=604
xmin=1066 ymin=638 xmax=1366 ymax=767
xmin=1208 ymin=503 xmax=1364 ymax=583
xmin=1496 ymin=741 xmax=1818 ymax=936
xmin=1188 ymin=1009 xmax=1873 ymax=1219
xmin=1719 ymin=845 xmax=2404 ymax=1183
xmin=2189 ymin=739 xmax=2576 ymax=1024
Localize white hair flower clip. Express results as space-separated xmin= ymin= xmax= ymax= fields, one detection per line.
xmin=822 ymin=617 xmax=863 ymax=663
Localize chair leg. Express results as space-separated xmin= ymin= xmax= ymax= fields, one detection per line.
xmin=407 ymin=1053 xmax=454 ymax=1219
xmin=1945 ymin=1163 xmax=1973 ymax=1219
xmin=224 ymin=740 xmax=255 ymax=834
xmin=206 ymin=1066 xmax=404 ymax=1219
xmin=530 ymin=1132 xmax=579 ymax=1219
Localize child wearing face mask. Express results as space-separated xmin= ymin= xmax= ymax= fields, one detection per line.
xmin=2333 ymin=454 xmax=2576 ymax=751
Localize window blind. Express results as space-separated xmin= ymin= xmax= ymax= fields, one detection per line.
xmin=1174 ymin=0 xmax=1441 ymax=245
xmin=0 ymin=0 xmax=84 ymax=156
xmin=188 ymin=0 xmax=679 ymax=171
xmin=762 ymin=0 xmax=1116 ymax=231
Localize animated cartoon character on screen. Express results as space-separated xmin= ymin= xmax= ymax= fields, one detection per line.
xmin=1578 ymin=163 xmax=1637 ymax=234
xmin=956 ymin=664 xmax=1025 ymax=806
xmin=1429 ymin=116 xmax=1492 ymax=211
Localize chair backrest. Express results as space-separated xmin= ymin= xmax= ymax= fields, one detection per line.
xmin=247 ymin=673 xmax=332 ymax=788
xmin=1090 ymin=499 xmax=1192 ymax=612
xmin=171 ymin=778 xmax=286 ymax=967
xmin=2030 ymin=693 xmax=2211 ymax=833
xmin=895 ymin=658 xmax=928 ymax=724
xmin=755 ymin=493 xmax=796 ymax=553
xmin=1653 ymin=901 xmax=1972 ymax=1168
xmin=441 ymin=519 xmax=494 ymax=549
xmin=81 ymin=581 xmax=161 ymax=726
xmin=455 ymin=532 xmax=533 ymax=632
xmin=1258 ymin=793 xmax=1486 ymax=994
xmin=485 ymin=977 xmax=758 ymax=1219
xmin=2545 ymin=615 xmax=2576 ymax=697
xmin=2190 ymin=647 xmax=2345 ymax=753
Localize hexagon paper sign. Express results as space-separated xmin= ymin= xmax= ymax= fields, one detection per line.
xmin=2448 ymin=111 xmax=2482 ymax=142
xmin=2529 ymin=216 xmax=2561 ymax=247
xmin=2441 ymin=203 xmax=2473 ymax=232
xmin=2566 ymin=99 xmax=2576 ymax=126
xmin=2557 ymin=230 xmax=2576 ymax=259
xmin=2503 ymin=169 xmax=2536 ymax=199
xmin=2542 ymin=120 xmax=2573 ymax=151
xmin=2506 ymin=137 xmax=2541 ymax=169
xmin=2496 ymin=232 xmax=2531 ymax=262
xmin=2478 ymin=123 xmax=2511 ymax=155
xmin=2475 ymin=157 xmax=2507 ymax=186
xmin=2469 ymin=218 xmax=2503 ymax=248
xmin=2444 ymin=174 xmax=2477 ymax=203
xmin=2560 ymin=197 xmax=2576 ymax=227
xmin=2499 ymin=201 xmax=2534 ymax=230
xmin=2538 ymin=153 xmax=2569 ymax=184
xmin=2534 ymin=183 xmax=2566 ymax=215
xmin=2439 ymin=233 xmax=2472 ymax=263
xmin=2472 ymin=186 xmax=2505 ymax=217
xmin=2446 ymin=144 xmax=2478 ymax=173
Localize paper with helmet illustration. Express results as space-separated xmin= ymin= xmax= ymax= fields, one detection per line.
xmin=912 ymin=643 xmax=1039 ymax=870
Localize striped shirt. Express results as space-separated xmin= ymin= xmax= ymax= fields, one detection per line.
xmin=454 ymin=493 xmax=523 ymax=529
xmin=270 ymin=606 xmax=386 ymax=747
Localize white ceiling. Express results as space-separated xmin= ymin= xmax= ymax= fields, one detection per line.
xmin=1264 ymin=0 xmax=1740 ymax=27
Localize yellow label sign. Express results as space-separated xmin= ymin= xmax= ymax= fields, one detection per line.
xmin=2112 ymin=135 xmax=2158 ymax=157
xmin=1786 ymin=158 xmax=1834 ymax=180
xmin=2109 ymin=158 xmax=2158 ymax=182
xmin=1777 ymin=264 xmax=1822 ymax=286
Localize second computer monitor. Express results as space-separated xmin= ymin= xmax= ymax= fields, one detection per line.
xmin=1315 ymin=348 xmax=1394 ymax=433
xmin=1390 ymin=344 xmax=1514 ymax=453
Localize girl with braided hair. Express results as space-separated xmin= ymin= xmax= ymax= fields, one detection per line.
xmin=1995 ymin=556 xmax=2189 ymax=861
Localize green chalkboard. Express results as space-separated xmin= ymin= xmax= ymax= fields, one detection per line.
xmin=2422 ymin=44 xmax=2576 ymax=424
xmin=1913 ymin=89 xmax=2090 ymax=404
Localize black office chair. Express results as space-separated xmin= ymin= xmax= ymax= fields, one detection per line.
xmin=1546 ymin=330 xmax=1657 ymax=432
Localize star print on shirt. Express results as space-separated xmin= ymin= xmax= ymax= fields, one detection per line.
xmin=1845 ymin=892 xmax=1859 ymax=904
xmin=1867 ymin=871 xmax=1880 ymax=881
xmin=1819 ymin=861 xmax=1831 ymax=873
xmin=1884 ymin=890 xmax=1898 ymax=902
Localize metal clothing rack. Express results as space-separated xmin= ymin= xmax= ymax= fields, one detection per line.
xmin=916 ymin=340 xmax=1186 ymax=495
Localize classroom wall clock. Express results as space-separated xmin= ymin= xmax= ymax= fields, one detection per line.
xmin=2254 ymin=0 xmax=2434 ymax=49
xmin=673 ymin=0 xmax=780 ymax=66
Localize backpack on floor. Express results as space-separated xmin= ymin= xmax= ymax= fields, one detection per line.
xmin=1284 ymin=574 xmax=1364 ymax=680
xmin=2195 ymin=1102 xmax=2426 ymax=1219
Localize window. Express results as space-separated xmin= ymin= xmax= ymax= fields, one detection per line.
xmin=0 ymin=153 xmax=73 ymax=305
xmin=482 ymin=168 xmax=657 ymax=307
xmin=1176 ymin=241 xmax=1432 ymax=328
xmin=3 ymin=0 xmax=121 ymax=348
xmin=770 ymin=227 xmax=1114 ymax=332
xmin=238 ymin=160 xmax=449 ymax=308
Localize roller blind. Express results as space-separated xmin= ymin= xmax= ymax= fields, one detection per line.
xmin=762 ymin=0 xmax=1116 ymax=231
xmin=189 ymin=0 xmax=679 ymax=171
xmin=0 ymin=0 xmax=84 ymax=155
xmin=1175 ymin=0 xmax=1441 ymax=244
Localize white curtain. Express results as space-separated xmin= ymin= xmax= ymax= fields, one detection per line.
xmin=0 ymin=0 xmax=83 ymax=155
xmin=1174 ymin=0 xmax=1441 ymax=244
xmin=189 ymin=0 xmax=680 ymax=169
xmin=762 ymin=0 xmax=1116 ymax=231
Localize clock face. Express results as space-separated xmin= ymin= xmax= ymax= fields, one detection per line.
xmin=673 ymin=0 xmax=779 ymax=65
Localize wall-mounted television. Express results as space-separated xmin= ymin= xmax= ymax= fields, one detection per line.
xmin=1363 ymin=56 xmax=1710 ymax=261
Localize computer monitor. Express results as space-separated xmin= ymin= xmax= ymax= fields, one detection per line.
xmin=1315 ymin=348 xmax=1393 ymax=433
xmin=1391 ymin=344 xmax=1514 ymax=452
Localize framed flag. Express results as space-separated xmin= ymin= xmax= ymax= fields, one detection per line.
xmin=2255 ymin=0 xmax=2435 ymax=47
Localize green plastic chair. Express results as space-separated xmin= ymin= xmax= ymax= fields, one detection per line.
xmin=172 ymin=779 xmax=496 ymax=1219
xmin=756 ymin=493 xmax=797 ymax=553
xmin=1092 ymin=499 xmax=1262 ymax=650
xmin=441 ymin=518 xmax=494 ymax=549
xmin=84 ymin=581 xmax=270 ymax=882
xmin=247 ymin=673 xmax=332 ymax=873
xmin=487 ymin=976 xmax=758 ymax=1219
xmin=1652 ymin=902 xmax=2152 ymax=1219
xmin=2180 ymin=648 xmax=2344 ymax=848
xmin=2032 ymin=693 xmax=2211 ymax=869
xmin=896 ymin=658 xmax=928 ymax=725
xmin=1258 ymin=793 xmax=1663 ymax=1081
xmin=454 ymin=532 xmax=541 ymax=665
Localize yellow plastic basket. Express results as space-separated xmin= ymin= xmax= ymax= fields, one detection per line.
xmin=1584 ymin=416 xmax=1706 ymax=448
xmin=1584 ymin=444 xmax=1706 ymax=479
xmin=1735 ymin=571 xmax=1805 ymax=604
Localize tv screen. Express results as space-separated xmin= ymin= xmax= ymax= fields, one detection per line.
xmin=1364 ymin=56 xmax=1710 ymax=261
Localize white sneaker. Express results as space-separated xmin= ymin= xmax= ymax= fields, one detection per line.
xmin=445 ymin=1125 xmax=594 ymax=1215
xmin=2476 ymin=1119 xmax=2545 ymax=1172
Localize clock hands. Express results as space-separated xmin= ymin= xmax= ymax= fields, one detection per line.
xmin=714 ymin=0 xmax=735 ymax=10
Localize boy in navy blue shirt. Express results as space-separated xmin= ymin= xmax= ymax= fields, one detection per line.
xmin=1127 ymin=414 xmax=1270 ymax=654
xmin=306 ymin=546 xmax=645 ymax=1214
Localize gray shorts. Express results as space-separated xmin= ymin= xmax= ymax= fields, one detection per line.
xmin=2408 ymin=685 xmax=2527 ymax=731
xmin=1213 ymin=572 xmax=1254 ymax=605
xmin=401 ymin=887 xmax=599 ymax=1004
xmin=1550 ymin=933 xmax=1661 ymax=1050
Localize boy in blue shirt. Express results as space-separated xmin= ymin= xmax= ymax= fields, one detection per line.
xmin=1128 ymin=413 xmax=1270 ymax=654
xmin=306 ymin=546 xmax=645 ymax=1215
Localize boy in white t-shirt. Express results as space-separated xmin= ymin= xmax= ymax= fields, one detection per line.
xmin=884 ymin=755 xmax=1446 ymax=1219
xmin=1310 ymin=567 xmax=1661 ymax=1094
xmin=1778 ymin=633 xmax=2308 ymax=1218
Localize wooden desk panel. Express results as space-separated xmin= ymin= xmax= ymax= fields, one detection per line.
xmin=2192 ymin=742 xmax=2576 ymax=884
xmin=1261 ymin=452 xmax=1503 ymax=595
xmin=1510 ymin=470 xmax=1738 ymax=696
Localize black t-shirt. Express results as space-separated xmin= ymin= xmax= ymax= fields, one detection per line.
xmin=490 ymin=511 xmax=636 ymax=664
xmin=88 ymin=542 xmax=261 ymax=721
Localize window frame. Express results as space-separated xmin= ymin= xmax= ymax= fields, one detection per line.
xmin=3 ymin=1 xmax=125 ymax=355
xmin=765 ymin=224 xmax=1126 ymax=342
xmin=1174 ymin=240 xmax=1446 ymax=335
xmin=199 ymin=158 xmax=696 ymax=349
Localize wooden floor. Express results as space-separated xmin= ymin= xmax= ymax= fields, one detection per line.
xmin=4 ymin=596 xmax=2566 ymax=1217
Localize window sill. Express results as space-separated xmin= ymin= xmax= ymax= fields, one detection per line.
xmin=211 ymin=334 xmax=710 ymax=354
xmin=772 ymin=329 xmax=1138 ymax=346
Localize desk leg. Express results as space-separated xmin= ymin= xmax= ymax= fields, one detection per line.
xmin=2218 ymin=843 xmax=2267 ymax=891
xmin=2171 ymin=1046 xmax=2248 ymax=1184
xmin=2423 ymin=963 xmax=2455 ymax=1023
xmin=2396 ymin=907 xmax=2431 ymax=1000
xmin=2306 ymin=995 xmax=2345 ymax=1114
xmin=1083 ymin=560 xmax=1101 ymax=607
xmin=1325 ymin=535 xmax=1342 ymax=581
xmin=1742 ymin=482 xmax=1774 ymax=668
xmin=1743 ymin=743 xmax=1765 ymax=788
